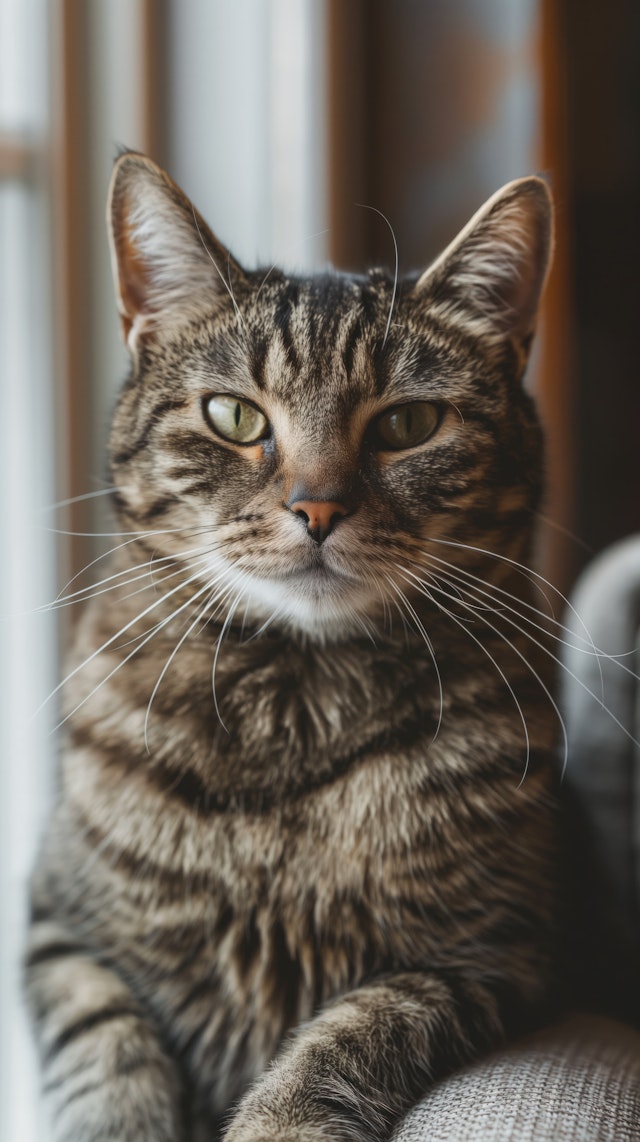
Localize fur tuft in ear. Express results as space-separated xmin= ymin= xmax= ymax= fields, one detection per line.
xmin=107 ymin=152 xmax=245 ymax=353
xmin=416 ymin=177 xmax=554 ymax=353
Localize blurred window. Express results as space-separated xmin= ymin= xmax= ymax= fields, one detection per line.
xmin=0 ymin=2 xmax=56 ymax=1139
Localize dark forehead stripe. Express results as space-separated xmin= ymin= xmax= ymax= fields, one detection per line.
xmin=205 ymin=332 xmax=247 ymax=384
xmin=308 ymin=278 xmax=386 ymax=403
xmin=248 ymin=332 xmax=269 ymax=391
xmin=272 ymin=285 xmax=302 ymax=374
xmin=308 ymin=275 xmax=390 ymax=386
xmin=243 ymin=269 xmax=407 ymax=408
xmin=348 ymin=277 xmax=397 ymax=396
xmin=299 ymin=277 xmax=344 ymax=356
xmin=340 ymin=311 xmax=360 ymax=376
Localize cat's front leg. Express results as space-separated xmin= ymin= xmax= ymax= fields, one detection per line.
xmin=25 ymin=916 xmax=184 ymax=1142
xmin=224 ymin=971 xmax=504 ymax=1142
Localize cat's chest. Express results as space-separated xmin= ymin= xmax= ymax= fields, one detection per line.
xmin=68 ymin=618 xmax=443 ymax=811
xmin=57 ymin=658 xmax=540 ymax=1114
xmin=57 ymin=775 xmax=415 ymax=1111
xmin=105 ymin=804 xmax=423 ymax=1113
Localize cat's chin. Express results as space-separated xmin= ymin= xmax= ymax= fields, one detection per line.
xmin=245 ymin=570 xmax=378 ymax=641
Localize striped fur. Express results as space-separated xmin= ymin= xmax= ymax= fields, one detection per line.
xmin=26 ymin=154 xmax=558 ymax=1141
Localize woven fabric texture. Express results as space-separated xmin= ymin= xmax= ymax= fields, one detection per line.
xmin=392 ymin=1014 xmax=640 ymax=1142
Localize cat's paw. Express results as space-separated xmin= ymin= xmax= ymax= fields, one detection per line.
xmin=225 ymin=1133 xmax=329 ymax=1142
xmin=224 ymin=1117 xmax=334 ymax=1142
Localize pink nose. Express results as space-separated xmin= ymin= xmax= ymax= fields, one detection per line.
xmin=289 ymin=500 xmax=349 ymax=544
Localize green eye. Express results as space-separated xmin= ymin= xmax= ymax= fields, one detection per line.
xmin=203 ymin=395 xmax=269 ymax=444
xmin=374 ymin=402 xmax=440 ymax=450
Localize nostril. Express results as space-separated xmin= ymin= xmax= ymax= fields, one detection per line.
xmin=292 ymin=506 xmax=311 ymax=527
xmin=289 ymin=500 xmax=349 ymax=544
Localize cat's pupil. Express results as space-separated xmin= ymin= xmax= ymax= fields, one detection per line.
xmin=234 ymin=402 xmax=241 ymax=427
xmin=405 ymin=407 xmax=412 ymax=435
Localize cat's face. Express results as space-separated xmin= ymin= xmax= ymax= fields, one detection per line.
xmin=107 ymin=154 xmax=552 ymax=639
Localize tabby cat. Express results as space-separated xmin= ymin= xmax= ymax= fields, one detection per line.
xmin=26 ymin=153 xmax=558 ymax=1141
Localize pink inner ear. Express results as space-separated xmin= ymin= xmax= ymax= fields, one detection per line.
xmin=492 ymin=202 xmax=551 ymax=336
xmin=113 ymin=216 xmax=155 ymax=336
xmin=107 ymin=154 xmax=252 ymax=352
xmin=416 ymin=178 xmax=553 ymax=349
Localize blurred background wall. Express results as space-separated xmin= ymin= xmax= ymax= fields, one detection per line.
xmin=1 ymin=0 xmax=639 ymax=1136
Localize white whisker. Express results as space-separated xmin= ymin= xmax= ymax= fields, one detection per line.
xmin=143 ymin=574 xmax=233 ymax=752
xmin=356 ymin=203 xmax=399 ymax=346
xmin=41 ymin=547 xmax=214 ymax=614
xmin=533 ymin=511 xmax=594 ymax=555
xmin=211 ymin=587 xmax=246 ymax=732
xmin=425 ymin=535 xmax=557 ymax=614
xmin=54 ymin=533 xmax=160 ymax=603
xmin=255 ymin=228 xmax=330 ymax=301
xmin=398 ymin=564 xmax=565 ymax=784
xmin=416 ymin=561 xmax=640 ymax=774
xmin=55 ymin=574 xmax=216 ymax=732
xmin=44 ymin=486 xmax=120 ymax=511
xmin=400 ymin=566 xmax=533 ymax=781
xmin=383 ymin=573 xmax=444 ymax=743
xmin=255 ymin=262 xmax=277 ymax=301
xmin=415 ymin=549 xmax=640 ymax=717
xmin=47 ymin=522 xmax=213 ymax=607
xmin=44 ymin=524 xmax=199 ymax=539
xmin=191 ymin=205 xmax=247 ymax=336
xmin=37 ymin=563 xmax=212 ymax=717
xmin=422 ymin=535 xmax=611 ymax=698
xmin=444 ymin=400 xmax=465 ymax=425
xmin=417 ymin=549 xmax=610 ymax=666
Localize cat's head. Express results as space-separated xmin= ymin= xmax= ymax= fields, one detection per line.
xmin=106 ymin=153 xmax=552 ymax=640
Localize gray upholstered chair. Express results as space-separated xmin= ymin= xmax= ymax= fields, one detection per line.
xmin=394 ymin=536 xmax=640 ymax=1141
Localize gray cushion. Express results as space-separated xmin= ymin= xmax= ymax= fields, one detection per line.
xmin=393 ymin=1014 xmax=640 ymax=1142
xmin=560 ymin=535 xmax=640 ymax=1021
xmin=562 ymin=536 xmax=640 ymax=915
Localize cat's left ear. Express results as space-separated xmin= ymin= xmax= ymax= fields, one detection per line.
xmin=107 ymin=151 xmax=246 ymax=353
xmin=415 ymin=177 xmax=553 ymax=356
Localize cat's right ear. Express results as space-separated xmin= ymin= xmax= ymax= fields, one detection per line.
xmin=414 ymin=177 xmax=553 ymax=364
xmin=107 ymin=151 xmax=245 ymax=353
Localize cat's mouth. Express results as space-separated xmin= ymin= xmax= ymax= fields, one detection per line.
xmin=240 ymin=556 xmax=370 ymax=631
xmin=204 ymin=549 xmax=372 ymax=636
xmin=275 ymin=563 xmax=358 ymax=586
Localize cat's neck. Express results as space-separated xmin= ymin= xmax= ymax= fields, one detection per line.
xmin=65 ymin=540 xmax=549 ymax=811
